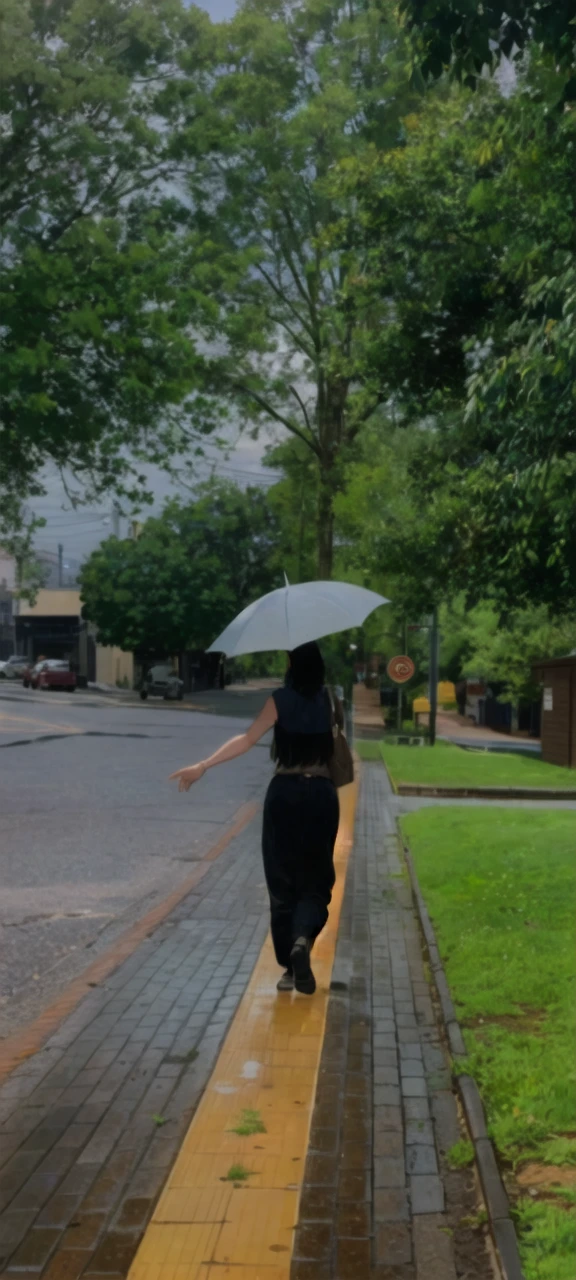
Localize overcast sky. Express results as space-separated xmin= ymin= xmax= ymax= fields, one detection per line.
xmin=195 ymin=0 xmax=238 ymax=17
xmin=32 ymin=433 xmax=278 ymax=564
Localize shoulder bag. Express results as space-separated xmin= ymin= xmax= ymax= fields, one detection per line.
xmin=327 ymin=689 xmax=354 ymax=788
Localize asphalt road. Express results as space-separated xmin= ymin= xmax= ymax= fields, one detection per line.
xmin=0 ymin=682 xmax=275 ymax=1037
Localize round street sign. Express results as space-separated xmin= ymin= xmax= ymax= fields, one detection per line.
xmin=387 ymin=655 xmax=415 ymax=684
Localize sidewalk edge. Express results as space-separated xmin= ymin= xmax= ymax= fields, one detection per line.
xmin=397 ymin=783 xmax=576 ymax=800
xmin=0 ymin=800 xmax=259 ymax=1084
xmin=401 ymin=841 xmax=526 ymax=1280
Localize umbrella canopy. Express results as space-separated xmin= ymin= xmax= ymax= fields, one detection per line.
xmin=207 ymin=580 xmax=390 ymax=657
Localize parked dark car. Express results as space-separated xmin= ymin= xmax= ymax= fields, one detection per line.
xmin=23 ymin=660 xmax=76 ymax=692
xmin=140 ymin=665 xmax=183 ymax=701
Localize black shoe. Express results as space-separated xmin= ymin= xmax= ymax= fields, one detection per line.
xmin=290 ymin=937 xmax=316 ymax=995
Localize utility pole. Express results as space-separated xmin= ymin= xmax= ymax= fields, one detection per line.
xmin=112 ymin=501 xmax=121 ymax=538
xmin=58 ymin=544 xmax=63 ymax=587
xmin=429 ymin=607 xmax=439 ymax=746
xmin=396 ymin=618 xmax=407 ymax=731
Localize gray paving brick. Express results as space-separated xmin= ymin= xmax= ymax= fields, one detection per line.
xmin=374 ymin=1085 xmax=401 ymax=1107
xmin=401 ymin=1075 xmax=428 ymax=1098
xmin=375 ymin=1220 xmax=412 ymax=1266
xmin=410 ymin=1173 xmax=444 ymax=1214
xmin=373 ymin=1188 xmax=410 ymax=1223
xmin=374 ymin=1019 xmax=395 ymax=1035
xmin=406 ymin=1143 xmax=438 ymax=1175
xmin=374 ymin=1066 xmax=399 ymax=1087
xmin=374 ymin=1033 xmax=396 ymax=1050
xmin=373 ymin=1049 xmax=398 ymax=1068
xmin=374 ymin=1156 xmax=405 ymax=1189
xmin=374 ymin=1105 xmax=403 ymax=1133
xmin=358 ymin=765 xmax=463 ymax=1277
xmin=397 ymin=1027 xmax=421 ymax=1044
xmin=413 ymin=1212 xmax=457 ymax=1278
xmin=401 ymin=1059 xmax=425 ymax=1077
xmin=405 ymin=1119 xmax=435 ymax=1147
xmin=374 ymin=1129 xmax=404 ymax=1159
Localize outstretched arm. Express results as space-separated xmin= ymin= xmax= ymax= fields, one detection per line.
xmin=169 ymin=696 xmax=278 ymax=792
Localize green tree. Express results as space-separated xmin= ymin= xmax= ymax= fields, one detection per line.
xmin=399 ymin=0 xmax=576 ymax=101
xmin=442 ymin=597 xmax=576 ymax=703
xmin=334 ymin=66 xmax=576 ymax=608
xmin=79 ymin=482 xmax=283 ymax=655
xmin=173 ymin=0 xmax=417 ymax=577
xmin=263 ymin=438 xmax=318 ymax=586
xmin=0 ymin=0 xmax=212 ymax=547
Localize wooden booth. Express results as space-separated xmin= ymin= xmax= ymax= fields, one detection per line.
xmin=531 ymin=654 xmax=576 ymax=770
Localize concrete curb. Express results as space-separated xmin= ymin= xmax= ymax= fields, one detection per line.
xmin=397 ymin=783 xmax=576 ymax=800
xmin=402 ymin=845 xmax=526 ymax=1280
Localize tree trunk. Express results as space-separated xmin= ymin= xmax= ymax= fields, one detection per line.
xmin=317 ymin=473 xmax=335 ymax=579
xmin=316 ymin=377 xmax=348 ymax=579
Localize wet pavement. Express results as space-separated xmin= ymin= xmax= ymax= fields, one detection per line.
xmin=0 ymin=755 xmax=497 ymax=1278
xmin=293 ymin=766 xmax=494 ymax=1280
xmin=0 ymin=807 xmax=270 ymax=1277
xmin=0 ymin=685 xmax=271 ymax=1036
xmin=435 ymin=711 xmax=540 ymax=755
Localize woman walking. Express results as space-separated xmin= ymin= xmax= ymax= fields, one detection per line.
xmin=170 ymin=642 xmax=340 ymax=995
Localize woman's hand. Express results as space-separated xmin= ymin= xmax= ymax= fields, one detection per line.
xmin=168 ymin=698 xmax=277 ymax=793
xmin=169 ymin=762 xmax=206 ymax=792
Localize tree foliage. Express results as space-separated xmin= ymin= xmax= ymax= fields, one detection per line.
xmin=334 ymin=63 xmax=576 ymax=609
xmin=399 ymin=0 xmax=576 ymax=101
xmin=170 ymin=0 xmax=418 ymax=576
xmin=0 ymin=0 xmax=210 ymax=544
xmin=263 ymin=438 xmax=318 ymax=586
xmin=79 ymin=482 xmax=283 ymax=654
xmin=442 ymin=598 xmax=576 ymax=702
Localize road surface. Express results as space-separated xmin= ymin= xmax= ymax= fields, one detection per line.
xmin=0 ymin=682 xmax=273 ymax=1037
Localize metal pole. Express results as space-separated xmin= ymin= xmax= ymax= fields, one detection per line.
xmin=58 ymin=544 xmax=63 ymax=587
xmin=396 ymin=618 xmax=407 ymax=732
xmin=347 ymin=644 xmax=356 ymax=746
xmin=78 ymin=622 xmax=88 ymax=687
xmin=429 ymin=607 xmax=439 ymax=746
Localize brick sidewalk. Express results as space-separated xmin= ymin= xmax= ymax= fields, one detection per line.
xmin=0 ymin=766 xmax=494 ymax=1279
xmin=0 ymin=813 xmax=269 ymax=1277
xmin=293 ymin=764 xmax=494 ymax=1279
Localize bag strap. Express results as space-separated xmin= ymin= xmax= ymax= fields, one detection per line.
xmin=326 ymin=687 xmax=341 ymax=738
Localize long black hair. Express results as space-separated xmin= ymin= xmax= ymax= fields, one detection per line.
xmin=287 ymin=641 xmax=325 ymax=698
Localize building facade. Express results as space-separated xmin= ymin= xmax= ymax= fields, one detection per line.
xmin=532 ymin=655 xmax=576 ymax=769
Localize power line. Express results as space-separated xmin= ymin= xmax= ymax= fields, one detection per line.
xmin=33 ymin=519 xmax=109 ymax=530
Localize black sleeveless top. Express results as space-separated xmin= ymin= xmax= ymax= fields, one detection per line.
xmin=272 ymin=685 xmax=334 ymax=769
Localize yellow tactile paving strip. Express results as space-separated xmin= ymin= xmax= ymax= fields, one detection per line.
xmin=128 ymin=779 xmax=358 ymax=1280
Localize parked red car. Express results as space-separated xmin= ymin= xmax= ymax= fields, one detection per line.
xmin=23 ymin=660 xmax=76 ymax=692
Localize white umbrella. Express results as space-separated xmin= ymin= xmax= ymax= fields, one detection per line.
xmin=207 ymin=580 xmax=390 ymax=657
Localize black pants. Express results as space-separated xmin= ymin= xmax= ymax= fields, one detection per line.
xmin=262 ymin=774 xmax=339 ymax=970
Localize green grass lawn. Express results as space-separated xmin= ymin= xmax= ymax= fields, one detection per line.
xmin=355 ymin=738 xmax=576 ymax=789
xmin=401 ymin=807 xmax=576 ymax=1280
